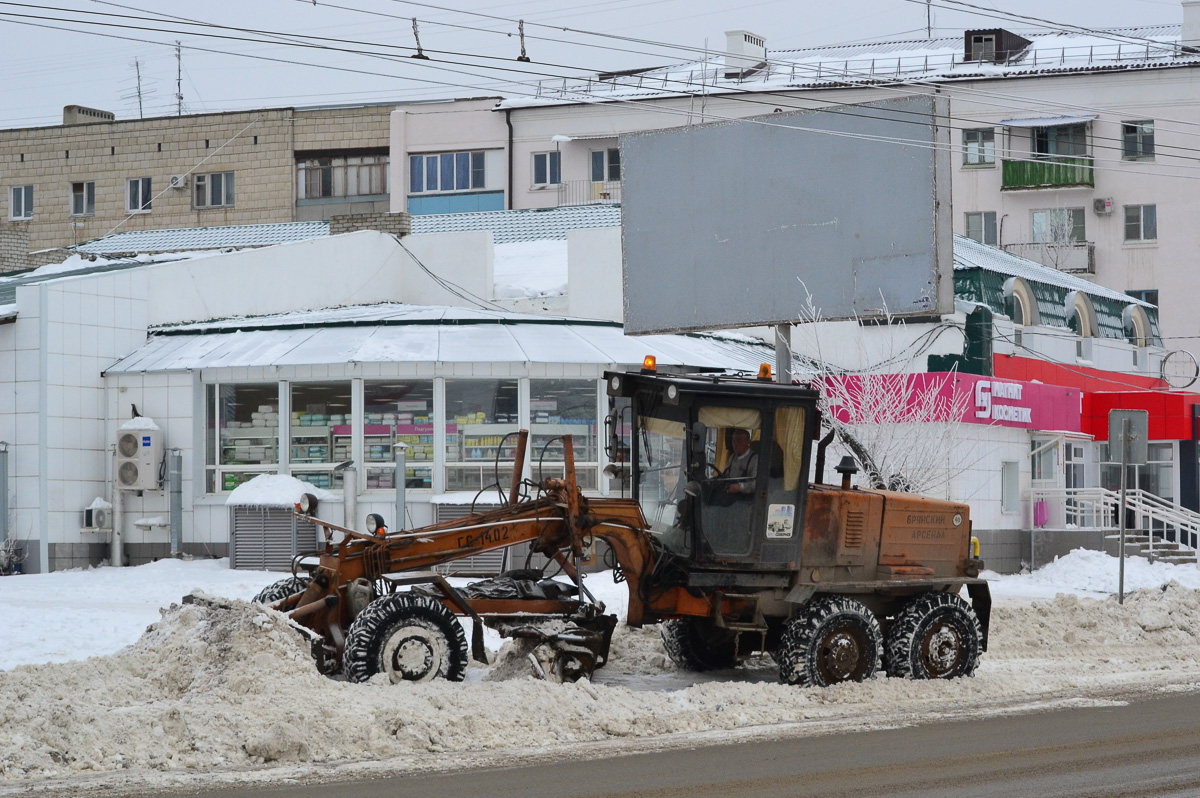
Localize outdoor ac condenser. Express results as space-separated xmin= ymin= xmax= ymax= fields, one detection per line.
xmin=115 ymin=427 xmax=164 ymax=491
xmin=1093 ymin=198 xmax=1114 ymax=215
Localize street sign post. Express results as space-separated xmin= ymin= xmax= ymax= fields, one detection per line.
xmin=1108 ymin=409 xmax=1149 ymax=605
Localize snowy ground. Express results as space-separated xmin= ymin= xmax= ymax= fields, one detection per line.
xmin=1 ymin=549 xmax=1199 ymax=796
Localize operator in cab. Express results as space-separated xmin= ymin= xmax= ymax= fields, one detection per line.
xmin=724 ymin=428 xmax=758 ymax=496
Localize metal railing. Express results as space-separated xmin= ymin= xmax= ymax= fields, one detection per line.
xmin=556 ymin=180 xmax=621 ymax=206
xmin=1031 ymin=486 xmax=1200 ymax=553
xmin=1002 ymin=241 xmax=1095 ymax=274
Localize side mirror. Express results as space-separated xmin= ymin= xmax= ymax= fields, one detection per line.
xmin=688 ymin=421 xmax=708 ymax=462
xmin=603 ymin=408 xmax=619 ymax=460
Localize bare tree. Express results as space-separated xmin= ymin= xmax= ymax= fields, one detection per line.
xmin=791 ymin=289 xmax=972 ymax=497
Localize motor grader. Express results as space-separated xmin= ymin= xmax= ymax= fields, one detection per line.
xmin=258 ymin=365 xmax=990 ymax=688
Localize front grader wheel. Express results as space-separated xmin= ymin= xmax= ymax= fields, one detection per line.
xmin=660 ymin=618 xmax=739 ymax=671
xmin=343 ymin=593 xmax=468 ymax=684
xmin=884 ymin=592 xmax=981 ymax=680
xmin=253 ymin=576 xmax=311 ymax=605
xmin=777 ymin=596 xmax=882 ymax=688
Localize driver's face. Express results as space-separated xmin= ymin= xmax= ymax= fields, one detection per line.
xmin=732 ymin=432 xmax=750 ymax=454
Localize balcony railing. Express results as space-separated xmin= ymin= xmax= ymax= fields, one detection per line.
xmin=556 ymin=179 xmax=621 ymax=207
xmin=1001 ymin=156 xmax=1095 ymax=190
xmin=1002 ymin=241 xmax=1095 ymax=274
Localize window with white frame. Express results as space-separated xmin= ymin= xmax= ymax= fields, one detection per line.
xmin=1000 ymin=461 xmax=1020 ymax=514
xmin=10 ymin=185 xmax=33 ymax=219
xmin=590 ymin=148 xmax=620 ymax=182
xmin=962 ymin=129 xmax=995 ymax=165
xmin=127 ymin=177 xmax=152 ymax=212
xmin=1124 ymin=204 xmax=1157 ymax=242
xmin=408 ymin=151 xmax=485 ymax=194
xmin=70 ymin=181 xmax=94 ymax=216
xmin=297 ymin=153 xmax=389 ymax=199
xmin=965 ymin=211 xmax=997 ymax=246
xmin=532 ymin=151 xmax=561 ymax=187
xmin=1031 ymin=208 xmax=1085 ymax=244
xmin=1122 ymin=121 xmax=1155 ymax=160
xmin=194 ymin=171 xmax=235 ymax=209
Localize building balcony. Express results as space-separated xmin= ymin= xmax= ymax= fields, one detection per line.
xmin=557 ymin=180 xmax=621 ymax=207
xmin=1002 ymin=241 xmax=1095 ymax=274
xmin=1001 ymin=157 xmax=1095 ymax=190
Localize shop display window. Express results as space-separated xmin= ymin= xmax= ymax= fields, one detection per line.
xmin=445 ymin=379 xmax=519 ymax=491
xmin=363 ymin=380 xmax=435 ymax=490
xmin=211 ymin=383 xmax=280 ymax=492
xmin=290 ymin=382 xmax=352 ymax=490
xmin=528 ymin=379 xmax=599 ymax=490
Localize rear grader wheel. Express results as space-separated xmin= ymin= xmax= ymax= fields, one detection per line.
xmin=884 ymin=592 xmax=981 ymax=680
xmin=253 ymin=576 xmax=311 ymax=605
xmin=343 ymin=593 xmax=468 ymax=684
xmin=777 ymin=595 xmax=882 ymax=688
xmin=660 ymin=618 xmax=739 ymax=671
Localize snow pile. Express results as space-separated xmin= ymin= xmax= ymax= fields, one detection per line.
xmin=225 ymin=473 xmax=337 ymax=507
xmin=119 ymin=416 xmax=161 ymax=431
xmin=493 ymin=240 xmax=568 ymax=299
xmin=985 ymin=548 xmax=1200 ymax=601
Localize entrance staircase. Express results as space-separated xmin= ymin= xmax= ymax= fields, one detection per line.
xmin=1030 ymin=487 xmax=1200 ymax=566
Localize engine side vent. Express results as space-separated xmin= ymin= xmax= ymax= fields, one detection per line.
xmin=843 ymin=510 xmax=866 ymax=548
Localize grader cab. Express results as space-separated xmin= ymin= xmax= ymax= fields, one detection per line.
xmin=258 ymin=367 xmax=990 ymax=688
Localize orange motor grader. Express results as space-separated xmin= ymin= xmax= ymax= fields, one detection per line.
xmin=259 ymin=367 xmax=990 ymax=688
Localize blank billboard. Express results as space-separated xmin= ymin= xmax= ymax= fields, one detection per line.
xmin=621 ymin=95 xmax=953 ymax=334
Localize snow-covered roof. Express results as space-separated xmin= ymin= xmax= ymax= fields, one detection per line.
xmin=411 ymin=204 xmax=620 ymax=244
xmin=105 ymin=303 xmax=773 ymax=374
xmin=502 ymin=25 xmax=1196 ymax=109
xmin=74 ymin=221 xmax=330 ymax=255
xmin=952 ymin=234 xmax=1151 ymax=307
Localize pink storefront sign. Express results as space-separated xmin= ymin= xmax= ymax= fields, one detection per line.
xmin=818 ymin=372 xmax=1082 ymax=432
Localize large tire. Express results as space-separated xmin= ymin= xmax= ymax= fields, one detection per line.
xmin=253 ymin=576 xmax=311 ymax=605
xmin=343 ymin=593 xmax=468 ymax=684
xmin=777 ymin=596 xmax=882 ymax=688
xmin=660 ymin=618 xmax=739 ymax=671
xmin=884 ymin=592 xmax=981 ymax=680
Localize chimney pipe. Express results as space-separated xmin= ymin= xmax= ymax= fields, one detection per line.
xmin=724 ymin=30 xmax=767 ymax=78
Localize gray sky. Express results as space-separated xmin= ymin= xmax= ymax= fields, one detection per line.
xmin=1 ymin=0 xmax=1185 ymax=128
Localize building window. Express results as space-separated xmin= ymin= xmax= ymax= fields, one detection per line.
xmin=297 ymin=153 xmax=388 ymax=200
xmin=289 ymin=382 xmax=352 ymax=491
xmin=9 ymin=185 xmax=32 ymax=220
xmin=194 ymin=171 xmax=235 ymax=209
xmin=1126 ymin=289 xmax=1159 ymax=306
xmin=532 ymin=151 xmax=561 ymax=187
xmin=1122 ymin=121 xmax=1155 ymax=160
xmin=590 ymin=148 xmax=621 ymax=182
xmin=1033 ymin=124 xmax=1087 ymax=158
xmin=1000 ymin=461 xmax=1020 ymax=514
xmin=970 ymin=34 xmax=996 ymax=61
xmin=363 ymin=381 xmax=435 ymax=491
xmin=1031 ymin=208 xmax=1085 ymax=244
xmin=962 ymin=129 xmax=995 ymax=165
xmin=444 ymin=379 xmax=519 ymax=491
xmin=70 ymin=181 xmax=95 ymax=216
xmin=964 ymin=211 xmax=997 ymax=246
xmin=530 ymin=379 xmax=600 ymax=491
xmin=209 ymin=383 xmax=279 ymax=492
xmin=1124 ymin=204 xmax=1157 ymax=242
xmin=127 ymin=177 xmax=152 ymax=212
xmin=408 ymin=151 xmax=485 ymax=194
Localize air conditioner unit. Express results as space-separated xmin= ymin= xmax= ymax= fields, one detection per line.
xmin=1093 ymin=197 xmax=1114 ymax=215
xmin=83 ymin=505 xmax=112 ymax=530
xmin=169 ymin=174 xmax=188 ymax=189
xmin=115 ymin=426 xmax=164 ymax=491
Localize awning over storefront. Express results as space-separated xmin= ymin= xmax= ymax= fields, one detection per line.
xmin=103 ymin=303 xmax=775 ymax=375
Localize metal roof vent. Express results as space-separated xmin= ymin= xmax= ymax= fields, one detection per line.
xmin=724 ymin=30 xmax=767 ymax=79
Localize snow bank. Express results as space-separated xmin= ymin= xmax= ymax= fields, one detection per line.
xmin=119 ymin=416 xmax=161 ymax=431
xmin=226 ymin=473 xmax=337 ymax=507
xmin=493 ymin=240 xmax=567 ymax=299
xmin=5 ymin=576 xmax=1200 ymax=790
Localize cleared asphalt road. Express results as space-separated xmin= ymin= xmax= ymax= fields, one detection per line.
xmin=139 ymin=691 xmax=1200 ymax=798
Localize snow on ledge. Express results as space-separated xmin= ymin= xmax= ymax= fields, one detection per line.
xmin=119 ymin=416 xmax=161 ymax=431
xmin=225 ymin=473 xmax=337 ymax=507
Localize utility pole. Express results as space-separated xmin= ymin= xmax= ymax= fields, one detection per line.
xmin=926 ymin=0 xmax=932 ymax=39
xmin=175 ymin=41 xmax=183 ymax=116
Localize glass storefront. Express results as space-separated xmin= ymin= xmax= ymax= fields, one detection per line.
xmin=529 ymin=379 xmax=599 ymax=490
xmin=211 ymin=383 xmax=279 ymax=492
xmin=290 ymin=382 xmax=352 ymax=490
xmin=444 ymin=379 xmax=520 ymax=491
xmin=364 ymin=381 xmax=435 ymax=490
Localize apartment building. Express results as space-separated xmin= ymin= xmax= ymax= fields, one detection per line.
xmin=0 ymin=102 xmax=397 ymax=272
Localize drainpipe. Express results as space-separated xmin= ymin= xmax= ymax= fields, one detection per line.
xmin=0 ymin=441 xmax=8 ymax=543
xmin=505 ymin=108 xmax=514 ymax=210
xmin=111 ymin=486 xmax=124 ymax=568
xmin=169 ymin=448 xmax=183 ymax=557
xmin=342 ymin=464 xmax=358 ymax=531
xmin=394 ymin=442 xmax=408 ymax=531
